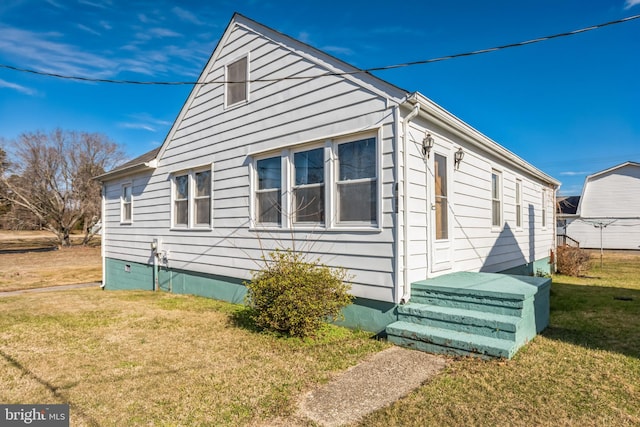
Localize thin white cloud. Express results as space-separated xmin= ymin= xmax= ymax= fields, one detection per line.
xmin=172 ymin=6 xmax=204 ymax=25
xmin=76 ymin=23 xmax=100 ymax=36
xmin=99 ymin=20 xmax=112 ymax=30
xmin=0 ymin=78 xmax=38 ymax=96
xmin=559 ymin=171 xmax=588 ymax=176
xmin=625 ymin=0 xmax=640 ymax=9
xmin=322 ymin=45 xmax=354 ymax=56
xmin=118 ymin=113 xmax=173 ymax=132
xmin=119 ymin=122 xmax=156 ymax=132
xmin=297 ymin=31 xmax=312 ymax=44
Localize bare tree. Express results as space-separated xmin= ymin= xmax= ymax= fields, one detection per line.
xmin=0 ymin=129 xmax=125 ymax=246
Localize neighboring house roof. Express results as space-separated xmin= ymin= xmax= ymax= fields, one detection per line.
xmin=96 ymin=146 xmax=160 ymax=181
xmin=98 ymin=13 xmax=559 ymax=188
xmin=586 ymin=161 xmax=640 ymax=180
xmin=557 ymin=196 xmax=580 ymax=215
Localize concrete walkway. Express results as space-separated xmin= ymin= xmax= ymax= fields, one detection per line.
xmin=0 ymin=282 xmax=101 ymax=297
xmin=296 ymin=346 xmax=447 ymax=426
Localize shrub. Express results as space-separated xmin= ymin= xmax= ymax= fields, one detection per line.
xmin=556 ymin=246 xmax=591 ymax=276
xmin=245 ymin=249 xmax=353 ymax=338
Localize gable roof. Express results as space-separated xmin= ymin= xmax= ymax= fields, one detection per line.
xmin=98 ymin=13 xmax=559 ymax=188
xmin=585 ymin=161 xmax=640 ymax=180
xmin=96 ymin=146 xmax=160 ymax=181
xmin=573 ymin=161 xmax=640 ymax=216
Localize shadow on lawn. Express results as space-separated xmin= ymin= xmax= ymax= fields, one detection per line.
xmin=0 ymin=349 xmax=100 ymax=426
xmin=544 ymin=281 xmax=640 ymax=359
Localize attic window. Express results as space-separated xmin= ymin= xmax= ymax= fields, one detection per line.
xmin=226 ymin=56 xmax=248 ymax=107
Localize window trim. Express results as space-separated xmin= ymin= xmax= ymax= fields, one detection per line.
xmin=491 ymin=169 xmax=503 ymax=230
xmin=120 ymin=182 xmax=133 ymax=224
xmin=291 ymin=145 xmax=326 ymax=226
xmin=515 ymin=178 xmax=522 ymax=230
xmin=170 ymin=164 xmax=213 ymax=230
xmin=224 ymin=53 xmax=249 ymax=109
xmin=541 ymin=188 xmax=547 ymax=230
xmin=250 ymin=131 xmax=381 ymax=231
xmin=334 ymin=135 xmax=378 ymax=227
xmin=253 ymin=154 xmax=283 ymax=227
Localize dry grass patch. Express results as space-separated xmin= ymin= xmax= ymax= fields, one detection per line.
xmin=0 ymin=289 xmax=388 ymax=426
xmin=357 ymin=251 xmax=640 ymax=426
xmin=0 ymin=246 xmax=101 ymax=291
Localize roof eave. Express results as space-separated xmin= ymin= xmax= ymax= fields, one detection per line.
xmin=95 ymin=159 xmax=157 ymax=182
xmin=403 ymin=92 xmax=560 ymax=188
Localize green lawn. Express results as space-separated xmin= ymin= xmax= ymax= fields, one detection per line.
xmin=0 ymin=250 xmax=638 ymax=426
xmin=357 ymin=251 xmax=640 ymax=426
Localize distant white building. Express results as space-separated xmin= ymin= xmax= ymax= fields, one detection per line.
xmin=558 ymin=162 xmax=640 ymax=250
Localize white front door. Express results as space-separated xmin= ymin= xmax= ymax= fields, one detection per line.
xmin=430 ymin=151 xmax=453 ymax=274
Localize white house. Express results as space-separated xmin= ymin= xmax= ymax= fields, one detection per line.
xmin=558 ymin=162 xmax=640 ymax=250
xmin=98 ymin=14 xmax=559 ymax=344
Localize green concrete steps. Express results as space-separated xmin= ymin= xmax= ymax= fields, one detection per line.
xmin=397 ymin=303 xmax=522 ymax=341
xmin=386 ymin=272 xmax=551 ymax=359
xmin=386 ymin=321 xmax=517 ymax=359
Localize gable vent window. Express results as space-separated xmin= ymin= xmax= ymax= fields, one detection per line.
xmin=226 ymin=56 xmax=248 ymax=107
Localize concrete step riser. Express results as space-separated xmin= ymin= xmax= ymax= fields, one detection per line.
xmin=387 ymin=334 xmax=492 ymax=359
xmin=387 ymin=330 xmax=512 ymax=359
xmin=410 ymin=295 xmax=524 ymax=317
xmin=397 ymin=313 xmax=517 ymax=341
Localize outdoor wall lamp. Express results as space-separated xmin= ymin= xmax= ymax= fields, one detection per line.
xmin=422 ymin=132 xmax=434 ymax=157
xmin=454 ymin=147 xmax=465 ymax=169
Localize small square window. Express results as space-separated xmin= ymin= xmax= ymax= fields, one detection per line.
xmin=226 ymin=56 xmax=248 ymax=107
xmin=337 ymin=138 xmax=377 ymax=224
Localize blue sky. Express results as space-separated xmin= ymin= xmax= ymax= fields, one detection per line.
xmin=0 ymin=0 xmax=639 ymax=195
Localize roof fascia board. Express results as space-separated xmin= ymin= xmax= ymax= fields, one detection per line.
xmin=95 ymin=161 xmax=155 ymax=182
xmin=406 ymin=92 xmax=560 ymax=188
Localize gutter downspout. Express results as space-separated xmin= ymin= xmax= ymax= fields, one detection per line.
xmin=401 ymin=102 xmax=420 ymax=303
xmin=100 ymin=185 xmax=106 ymax=289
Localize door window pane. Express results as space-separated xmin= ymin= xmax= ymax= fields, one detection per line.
xmin=491 ymin=171 xmax=502 ymax=227
xmin=434 ymin=154 xmax=448 ymax=240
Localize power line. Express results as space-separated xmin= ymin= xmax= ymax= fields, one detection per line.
xmin=1 ymin=14 xmax=639 ymax=86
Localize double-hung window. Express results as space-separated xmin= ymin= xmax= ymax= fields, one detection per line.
xmin=293 ymin=148 xmax=324 ymax=224
xmin=121 ymin=184 xmax=132 ymax=223
xmin=541 ymin=189 xmax=547 ymax=228
xmin=515 ymin=179 xmax=522 ymax=229
xmin=172 ymin=167 xmax=212 ymax=228
xmin=255 ymin=156 xmax=282 ymax=225
xmin=174 ymin=174 xmax=189 ymax=227
xmin=336 ymin=137 xmax=376 ymax=224
xmin=491 ymin=170 xmax=502 ymax=228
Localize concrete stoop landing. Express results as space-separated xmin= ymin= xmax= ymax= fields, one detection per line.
xmin=386 ymin=271 xmax=551 ymax=359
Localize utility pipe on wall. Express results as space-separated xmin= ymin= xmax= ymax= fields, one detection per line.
xmin=401 ymin=102 xmax=420 ymax=303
